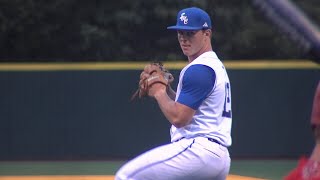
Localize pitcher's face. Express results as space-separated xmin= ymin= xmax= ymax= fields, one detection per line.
xmin=177 ymin=30 xmax=210 ymax=59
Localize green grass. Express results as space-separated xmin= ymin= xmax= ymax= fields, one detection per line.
xmin=0 ymin=159 xmax=297 ymax=180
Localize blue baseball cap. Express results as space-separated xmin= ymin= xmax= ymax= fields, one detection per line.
xmin=167 ymin=7 xmax=212 ymax=30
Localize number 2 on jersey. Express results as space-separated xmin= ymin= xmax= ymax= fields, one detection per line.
xmin=222 ymin=82 xmax=232 ymax=118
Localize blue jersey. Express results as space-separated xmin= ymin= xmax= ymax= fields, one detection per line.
xmin=171 ymin=51 xmax=232 ymax=147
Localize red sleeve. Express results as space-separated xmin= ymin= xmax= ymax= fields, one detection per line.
xmin=284 ymin=157 xmax=307 ymax=180
xmin=284 ymin=157 xmax=320 ymax=180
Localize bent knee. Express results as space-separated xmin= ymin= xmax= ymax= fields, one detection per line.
xmin=114 ymin=173 xmax=125 ymax=180
xmin=114 ymin=169 xmax=127 ymax=180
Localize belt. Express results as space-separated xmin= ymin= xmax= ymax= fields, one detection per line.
xmin=175 ymin=137 xmax=226 ymax=147
xmin=207 ymin=138 xmax=226 ymax=147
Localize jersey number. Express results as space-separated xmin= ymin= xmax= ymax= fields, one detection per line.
xmin=222 ymin=82 xmax=232 ymax=118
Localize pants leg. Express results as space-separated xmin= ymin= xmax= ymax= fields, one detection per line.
xmin=115 ymin=137 xmax=230 ymax=180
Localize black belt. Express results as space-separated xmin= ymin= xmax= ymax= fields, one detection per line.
xmin=207 ymin=138 xmax=226 ymax=147
xmin=175 ymin=137 xmax=226 ymax=147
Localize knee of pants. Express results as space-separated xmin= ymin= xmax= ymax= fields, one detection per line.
xmin=114 ymin=170 xmax=126 ymax=180
xmin=115 ymin=168 xmax=137 ymax=180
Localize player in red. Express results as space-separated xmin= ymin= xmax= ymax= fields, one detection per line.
xmin=285 ymin=81 xmax=320 ymax=180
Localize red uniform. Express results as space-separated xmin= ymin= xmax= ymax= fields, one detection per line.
xmin=285 ymin=81 xmax=320 ymax=180
xmin=284 ymin=157 xmax=320 ymax=180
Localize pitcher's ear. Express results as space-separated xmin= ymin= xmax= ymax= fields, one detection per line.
xmin=204 ymin=29 xmax=211 ymax=36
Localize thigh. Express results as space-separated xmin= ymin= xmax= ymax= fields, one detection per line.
xmin=115 ymin=138 xmax=195 ymax=180
xmin=115 ymin=138 xmax=230 ymax=180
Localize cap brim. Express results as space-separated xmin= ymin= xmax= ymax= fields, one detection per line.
xmin=167 ymin=25 xmax=203 ymax=30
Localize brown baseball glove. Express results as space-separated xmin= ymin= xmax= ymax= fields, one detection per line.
xmin=130 ymin=62 xmax=174 ymax=101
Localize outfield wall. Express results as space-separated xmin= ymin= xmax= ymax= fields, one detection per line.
xmin=0 ymin=61 xmax=319 ymax=160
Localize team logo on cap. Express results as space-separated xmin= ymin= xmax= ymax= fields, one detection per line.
xmin=180 ymin=13 xmax=188 ymax=24
xmin=203 ymin=22 xmax=208 ymax=27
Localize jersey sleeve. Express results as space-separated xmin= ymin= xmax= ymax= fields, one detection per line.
xmin=177 ymin=64 xmax=216 ymax=110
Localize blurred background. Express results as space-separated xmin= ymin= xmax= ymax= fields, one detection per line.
xmin=0 ymin=0 xmax=319 ymax=62
xmin=0 ymin=0 xmax=319 ymax=163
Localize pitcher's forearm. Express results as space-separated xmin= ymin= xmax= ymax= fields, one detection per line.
xmin=154 ymin=90 xmax=194 ymax=128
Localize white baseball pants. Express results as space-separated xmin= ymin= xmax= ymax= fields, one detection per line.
xmin=115 ymin=136 xmax=230 ymax=180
